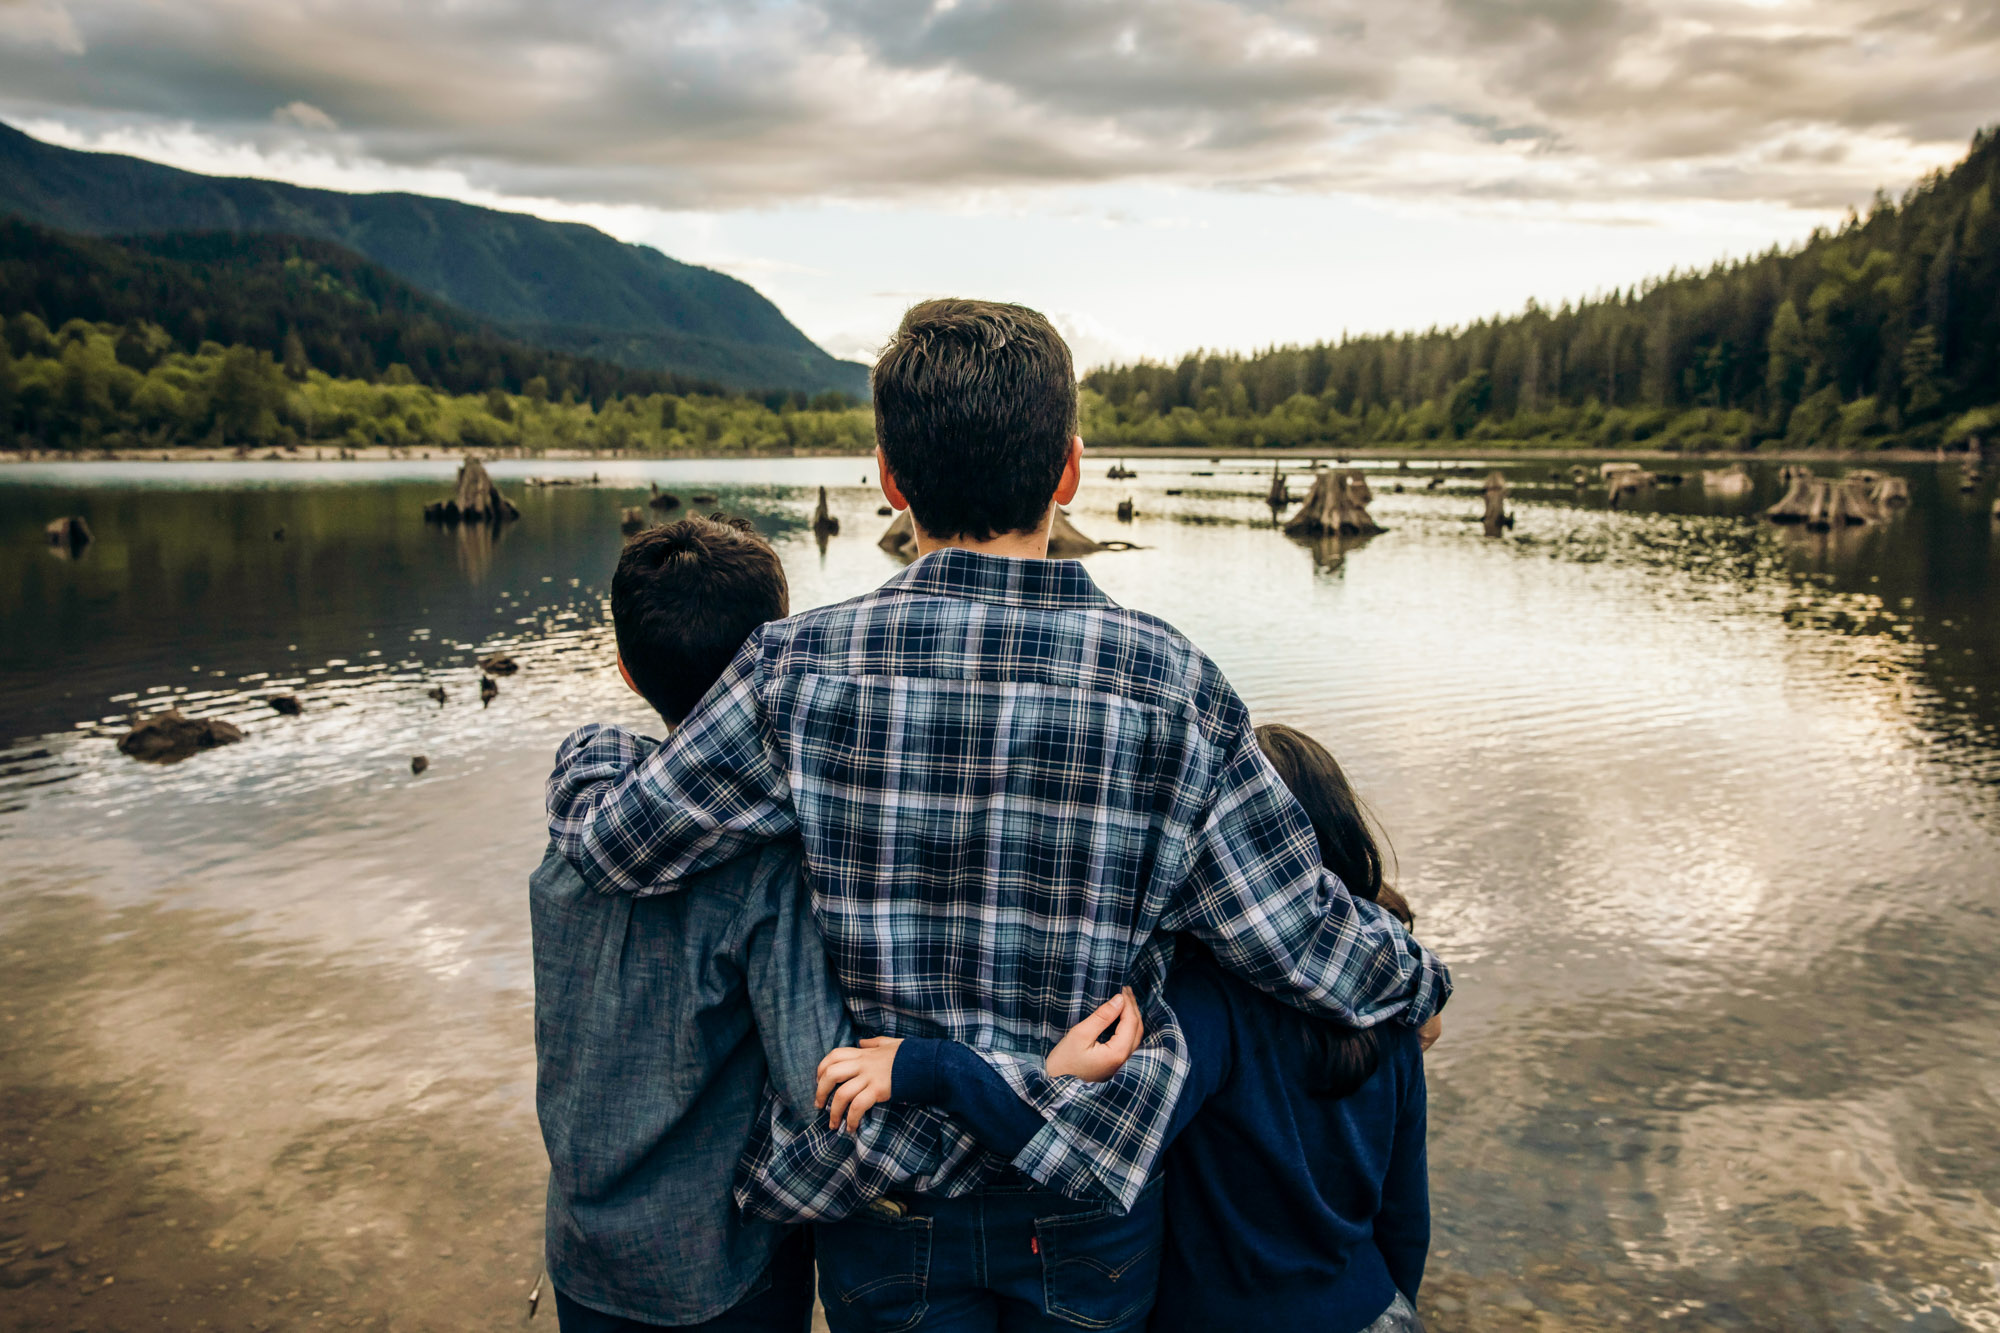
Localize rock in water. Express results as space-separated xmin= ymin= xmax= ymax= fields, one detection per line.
xmin=424 ymin=457 xmax=520 ymax=524
xmin=410 ymin=755 xmax=429 ymax=776
xmin=45 ymin=515 xmax=93 ymax=552
xmin=813 ymin=487 xmax=840 ymax=537
xmin=117 ymin=709 xmax=245 ymax=764
xmin=478 ymin=654 xmax=519 ymax=676
xmin=877 ymin=505 xmax=894 ymax=517
xmin=1284 ymin=470 xmax=1383 ymax=537
xmin=480 ymin=676 xmax=498 ymax=706
xmin=266 ymin=695 xmax=303 ymax=715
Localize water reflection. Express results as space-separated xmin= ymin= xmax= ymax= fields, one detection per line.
xmin=1 ymin=454 xmax=1997 ymax=1330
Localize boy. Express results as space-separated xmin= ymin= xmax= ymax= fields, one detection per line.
xmin=531 ymin=515 xmax=838 ymax=1333
xmin=549 ymin=300 xmax=1449 ymax=1330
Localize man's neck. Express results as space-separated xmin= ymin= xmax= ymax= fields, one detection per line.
xmin=911 ymin=509 xmax=1053 ymax=560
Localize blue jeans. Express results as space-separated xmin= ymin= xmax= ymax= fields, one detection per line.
xmin=553 ymin=1228 xmax=814 ymax=1333
xmin=815 ymin=1174 xmax=1165 ymax=1333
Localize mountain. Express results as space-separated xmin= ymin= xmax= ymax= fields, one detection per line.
xmin=1084 ymin=127 xmax=2000 ymax=452
xmin=0 ymin=219 xmax=758 ymax=402
xmin=0 ymin=120 xmax=867 ymax=397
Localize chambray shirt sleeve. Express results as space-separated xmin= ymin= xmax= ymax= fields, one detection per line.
xmin=1162 ymin=722 xmax=1451 ymax=1029
xmin=742 ymin=849 xmax=854 ymax=1119
xmin=547 ymin=637 xmax=797 ymax=897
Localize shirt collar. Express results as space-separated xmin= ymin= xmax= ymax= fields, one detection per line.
xmin=883 ymin=546 xmax=1115 ymax=612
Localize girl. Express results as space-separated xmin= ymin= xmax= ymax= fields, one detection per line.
xmin=819 ymin=723 xmax=1432 ymax=1333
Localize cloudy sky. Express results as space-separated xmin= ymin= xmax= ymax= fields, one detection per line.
xmin=4 ymin=0 xmax=1997 ymax=367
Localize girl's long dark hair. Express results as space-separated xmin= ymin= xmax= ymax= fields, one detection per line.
xmin=1253 ymin=723 xmax=1414 ymax=1099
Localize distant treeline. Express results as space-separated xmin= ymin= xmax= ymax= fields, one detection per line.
xmin=0 ymin=220 xmax=867 ymax=453
xmin=1085 ymin=128 xmax=2000 ymax=453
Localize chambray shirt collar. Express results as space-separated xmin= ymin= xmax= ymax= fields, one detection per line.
xmin=883 ymin=546 xmax=1113 ymax=611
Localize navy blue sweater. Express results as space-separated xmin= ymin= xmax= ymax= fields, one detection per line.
xmin=894 ymin=955 xmax=1428 ymax=1333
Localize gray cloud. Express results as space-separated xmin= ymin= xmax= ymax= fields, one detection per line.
xmin=1 ymin=0 xmax=1996 ymax=212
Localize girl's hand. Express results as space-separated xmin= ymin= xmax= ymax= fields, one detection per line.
xmin=1045 ymin=987 xmax=1145 ymax=1082
xmin=815 ymin=1036 xmax=902 ymax=1133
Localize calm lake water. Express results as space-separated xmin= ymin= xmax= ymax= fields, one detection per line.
xmin=2 ymin=455 xmax=1997 ymax=1332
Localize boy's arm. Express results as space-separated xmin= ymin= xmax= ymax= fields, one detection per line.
xmin=1162 ymin=720 xmax=1449 ymax=1029
xmin=1375 ymin=1041 xmax=1430 ymax=1301
xmin=548 ymin=640 xmax=796 ymax=897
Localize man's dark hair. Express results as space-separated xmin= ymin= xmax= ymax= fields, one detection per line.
xmin=872 ymin=298 xmax=1079 ymax=541
xmin=612 ymin=516 xmax=788 ymax=725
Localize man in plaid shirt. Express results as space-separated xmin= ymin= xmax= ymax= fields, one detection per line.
xmin=549 ymin=299 xmax=1448 ymax=1332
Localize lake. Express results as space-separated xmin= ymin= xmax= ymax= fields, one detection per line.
xmin=2 ymin=454 xmax=1997 ymax=1332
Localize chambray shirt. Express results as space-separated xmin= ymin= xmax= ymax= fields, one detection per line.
xmin=548 ymin=549 xmax=1449 ymax=1220
xmin=530 ymin=835 xmax=849 ymax=1325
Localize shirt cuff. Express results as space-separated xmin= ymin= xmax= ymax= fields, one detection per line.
xmin=890 ymin=1038 xmax=946 ymax=1105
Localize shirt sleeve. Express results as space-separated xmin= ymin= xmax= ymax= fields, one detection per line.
xmin=547 ymin=638 xmax=797 ymax=897
xmin=1374 ymin=1038 xmax=1430 ymax=1301
xmin=740 ymin=846 xmax=854 ymax=1120
xmin=1161 ymin=720 xmax=1450 ymax=1029
xmin=890 ymin=1039 xmax=1044 ymax=1160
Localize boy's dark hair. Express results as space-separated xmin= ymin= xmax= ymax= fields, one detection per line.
xmin=1253 ymin=723 xmax=1415 ymax=1099
xmin=871 ymin=299 xmax=1078 ymax=541
xmin=612 ymin=516 xmax=788 ymax=725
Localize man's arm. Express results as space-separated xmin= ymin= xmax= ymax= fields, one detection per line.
xmin=547 ymin=640 xmax=796 ymax=896
xmin=1162 ymin=722 xmax=1450 ymax=1029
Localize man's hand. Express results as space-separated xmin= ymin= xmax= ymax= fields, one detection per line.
xmin=1418 ymin=1013 xmax=1442 ymax=1053
xmin=1045 ymin=988 xmax=1145 ymax=1082
xmin=816 ymin=1037 xmax=902 ymax=1133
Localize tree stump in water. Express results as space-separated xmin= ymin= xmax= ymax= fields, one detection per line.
xmin=45 ymin=515 xmax=93 ymax=552
xmin=1107 ymin=462 xmax=1137 ymax=479
xmin=1266 ymin=465 xmax=1290 ymax=508
xmin=648 ymin=482 xmax=681 ymax=511
xmin=1116 ymin=498 xmax=1135 ymax=522
xmin=1482 ymin=472 xmax=1512 ymax=536
xmin=1607 ymin=470 xmax=1656 ymax=508
xmin=620 ymin=507 xmax=648 ymax=536
xmin=1702 ymin=465 xmax=1752 ymax=496
xmin=1284 ymin=470 xmax=1382 ymax=537
xmin=1871 ymin=475 xmax=1911 ymax=506
xmin=1766 ymin=470 xmax=1819 ymax=522
xmin=813 ymin=487 xmax=840 ymax=537
xmin=424 ymin=457 xmax=519 ymax=524
xmin=1768 ymin=471 xmax=1887 ymax=529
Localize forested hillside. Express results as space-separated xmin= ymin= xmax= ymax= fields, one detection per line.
xmin=0 ymin=220 xmax=736 ymax=402
xmin=1085 ymin=128 xmax=2000 ymax=452
xmin=0 ymin=121 xmax=868 ymax=397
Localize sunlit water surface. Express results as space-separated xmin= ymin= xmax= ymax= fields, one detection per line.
xmin=2 ymin=456 xmax=1997 ymax=1332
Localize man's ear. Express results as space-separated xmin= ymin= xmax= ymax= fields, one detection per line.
xmin=876 ymin=445 xmax=909 ymax=512
xmin=1053 ymin=435 xmax=1085 ymax=506
xmin=616 ymin=651 xmax=643 ymax=698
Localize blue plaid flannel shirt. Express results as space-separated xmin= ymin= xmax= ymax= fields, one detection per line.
xmin=547 ymin=548 xmax=1449 ymax=1220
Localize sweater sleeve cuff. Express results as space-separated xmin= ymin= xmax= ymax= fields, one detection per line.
xmin=890 ymin=1038 xmax=947 ymax=1105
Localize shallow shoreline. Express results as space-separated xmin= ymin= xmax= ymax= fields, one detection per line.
xmin=1 ymin=442 xmax=1979 ymax=467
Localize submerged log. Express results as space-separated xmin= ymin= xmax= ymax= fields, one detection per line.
xmin=478 ymin=654 xmax=519 ymax=676
xmin=813 ymin=486 xmax=840 ymax=537
xmin=424 ymin=457 xmax=519 ymax=524
xmin=1702 ymin=465 xmax=1753 ymax=496
xmin=1285 ymin=470 xmax=1383 ymax=537
xmin=45 ymin=515 xmax=93 ymax=551
xmin=117 ymin=709 xmax=245 ymax=764
xmin=1482 ymin=472 xmax=1512 ymax=536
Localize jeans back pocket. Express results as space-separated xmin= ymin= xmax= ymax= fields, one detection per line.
xmin=815 ymin=1207 xmax=933 ymax=1333
xmin=1034 ymin=1178 xmax=1165 ymax=1330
